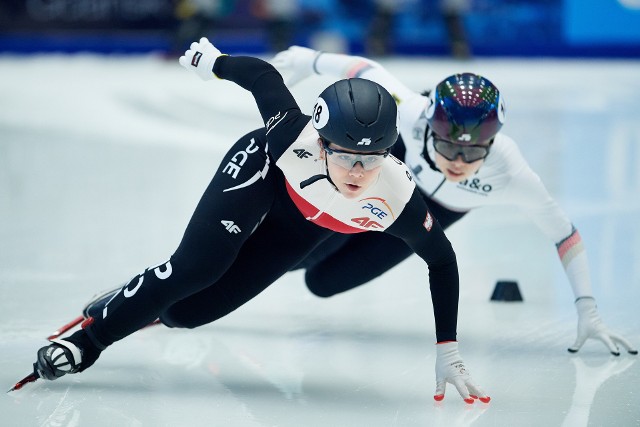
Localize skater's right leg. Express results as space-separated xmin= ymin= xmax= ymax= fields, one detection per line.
xmin=34 ymin=129 xmax=275 ymax=379
xmin=86 ymin=129 xmax=275 ymax=346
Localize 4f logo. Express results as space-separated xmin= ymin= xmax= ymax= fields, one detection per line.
xmin=357 ymin=138 xmax=372 ymax=146
xmin=351 ymin=217 xmax=383 ymax=229
xmin=293 ymin=148 xmax=313 ymax=159
xmin=221 ymin=220 xmax=241 ymax=234
xmin=457 ymin=134 xmax=471 ymax=142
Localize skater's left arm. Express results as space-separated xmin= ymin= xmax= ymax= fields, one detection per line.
xmin=179 ymin=37 xmax=309 ymax=159
xmin=272 ymin=46 xmax=416 ymax=95
xmin=387 ymin=190 xmax=459 ymax=343
xmin=387 ymin=189 xmax=490 ymax=404
xmin=503 ymin=140 xmax=637 ymax=356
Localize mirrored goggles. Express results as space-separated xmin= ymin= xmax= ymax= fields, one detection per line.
xmin=322 ymin=140 xmax=389 ymax=171
xmin=433 ymin=138 xmax=490 ymax=163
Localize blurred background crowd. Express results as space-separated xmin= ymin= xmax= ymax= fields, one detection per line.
xmin=0 ymin=0 xmax=638 ymax=59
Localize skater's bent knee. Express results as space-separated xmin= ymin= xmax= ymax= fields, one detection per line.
xmin=305 ymin=271 xmax=338 ymax=298
xmin=159 ymin=312 xmax=200 ymax=329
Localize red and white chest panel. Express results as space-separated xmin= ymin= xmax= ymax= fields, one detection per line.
xmin=276 ymin=123 xmax=416 ymax=233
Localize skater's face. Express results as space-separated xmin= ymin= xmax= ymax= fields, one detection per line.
xmin=432 ymin=137 xmax=491 ymax=182
xmin=319 ymin=139 xmax=386 ymax=199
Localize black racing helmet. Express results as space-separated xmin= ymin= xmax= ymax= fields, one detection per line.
xmin=312 ymin=78 xmax=399 ymax=152
xmin=426 ymin=73 xmax=506 ymax=145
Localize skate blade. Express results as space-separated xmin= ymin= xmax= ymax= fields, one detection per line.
xmin=8 ymin=372 xmax=39 ymax=393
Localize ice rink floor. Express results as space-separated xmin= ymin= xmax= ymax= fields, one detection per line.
xmin=1 ymin=54 xmax=639 ymax=426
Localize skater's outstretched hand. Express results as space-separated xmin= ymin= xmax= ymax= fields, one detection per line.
xmin=271 ymin=45 xmax=320 ymax=87
xmin=434 ymin=341 xmax=490 ymax=404
xmin=568 ymin=297 xmax=637 ymax=356
xmin=179 ymin=37 xmax=224 ymax=81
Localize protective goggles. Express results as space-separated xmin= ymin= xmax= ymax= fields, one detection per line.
xmin=433 ymin=138 xmax=491 ymax=163
xmin=321 ymin=139 xmax=389 ymax=171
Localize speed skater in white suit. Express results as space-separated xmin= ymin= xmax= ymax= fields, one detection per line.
xmin=271 ymin=46 xmax=637 ymax=357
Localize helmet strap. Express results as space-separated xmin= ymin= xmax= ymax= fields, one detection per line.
xmin=301 ymin=138 xmax=337 ymax=191
xmin=422 ymin=128 xmax=441 ymax=173
xmin=323 ymin=154 xmax=338 ymax=190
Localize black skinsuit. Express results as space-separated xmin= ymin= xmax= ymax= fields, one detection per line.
xmin=77 ymin=56 xmax=460 ymax=367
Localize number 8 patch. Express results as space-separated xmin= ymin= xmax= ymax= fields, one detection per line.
xmin=312 ymin=97 xmax=329 ymax=130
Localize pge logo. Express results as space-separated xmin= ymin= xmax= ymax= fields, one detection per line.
xmin=223 ymin=138 xmax=259 ymax=179
xmin=359 ymin=197 xmax=396 ymax=219
xmin=266 ymin=111 xmax=287 ymax=133
xmin=362 ymin=202 xmax=387 ymax=219
xmin=103 ymin=260 xmax=172 ymax=319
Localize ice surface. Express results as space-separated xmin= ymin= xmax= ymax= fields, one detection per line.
xmin=1 ymin=54 xmax=639 ymax=426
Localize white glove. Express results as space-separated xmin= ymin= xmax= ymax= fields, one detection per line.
xmin=568 ymin=297 xmax=637 ymax=356
xmin=178 ymin=37 xmax=223 ymax=81
xmin=270 ymin=45 xmax=321 ymax=86
xmin=434 ymin=341 xmax=490 ymax=404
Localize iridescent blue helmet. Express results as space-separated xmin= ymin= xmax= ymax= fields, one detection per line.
xmin=426 ymin=73 xmax=506 ymax=145
xmin=312 ymin=78 xmax=399 ymax=152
